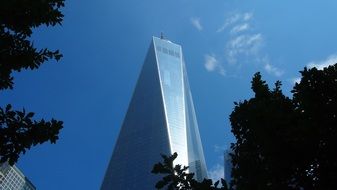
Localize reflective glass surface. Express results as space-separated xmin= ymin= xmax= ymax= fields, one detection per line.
xmin=184 ymin=63 xmax=208 ymax=180
xmin=0 ymin=163 xmax=36 ymax=190
xmin=101 ymin=37 xmax=208 ymax=190
xmin=154 ymin=37 xmax=188 ymax=167
xmin=101 ymin=42 xmax=171 ymax=190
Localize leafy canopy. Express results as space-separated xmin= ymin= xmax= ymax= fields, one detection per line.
xmin=0 ymin=0 xmax=65 ymax=165
xmin=152 ymin=152 xmax=229 ymax=190
xmin=230 ymin=64 xmax=337 ymax=190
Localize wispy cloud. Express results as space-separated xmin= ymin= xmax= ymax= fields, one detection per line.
xmin=220 ymin=12 xmax=264 ymax=65
xmin=204 ymin=54 xmax=218 ymax=71
xmin=204 ymin=54 xmax=225 ymax=76
xmin=261 ymin=57 xmax=284 ymax=77
xmin=264 ymin=63 xmax=284 ymax=77
xmin=229 ymin=34 xmax=262 ymax=50
xmin=217 ymin=13 xmax=241 ymax=32
xmin=191 ymin=17 xmax=203 ymax=31
xmin=225 ymin=34 xmax=263 ymax=65
xmin=243 ymin=12 xmax=253 ymax=21
xmin=230 ymin=23 xmax=250 ymax=34
xmin=208 ymin=164 xmax=224 ymax=182
xmin=217 ymin=12 xmax=252 ymax=33
xmin=307 ymin=54 xmax=337 ymax=70
xmin=210 ymin=11 xmax=284 ymax=78
xmin=289 ymin=53 xmax=337 ymax=85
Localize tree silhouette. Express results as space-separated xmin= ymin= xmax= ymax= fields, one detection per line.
xmin=152 ymin=152 xmax=229 ymax=190
xmin=292 ymin=65 xmax=337 ymax=189
xmin=230 ymin=64 xmax=337 ymax=190
xmin=0 ymin=0 xmax=64 ymax=165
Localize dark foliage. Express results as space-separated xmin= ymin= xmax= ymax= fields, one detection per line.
xmin=230 ymin=64 xmax=337 ymax=190
xmin=152 ymin=152 xmax=229 ymax=190
xmin=0 ymin=105 xmax=63 ymax=165
xmin=292 ymin=65 xmax=337 ymax=189
xmin=0 ymin=0 xmax=64 ymax=90
xmin=0 ymin=0 xmax=64 ymax=165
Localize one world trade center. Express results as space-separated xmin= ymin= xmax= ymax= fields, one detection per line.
xmin=101 ymin=36 xmax=208 ymax=189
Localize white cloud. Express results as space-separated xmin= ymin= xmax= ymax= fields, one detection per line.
xmin=243 ymin=12 xmax=253 ymax=21
xmin=204 ymin=54 xmax=226 ymax=76
xmin=191 ymin=17 xmax=203 ymax=31
xmin=289 ymin=53 xmax=337 ymax=85
xmin=230 ymin=23 xmax=250 ymax=34
xmin=213 ymin=10 xmax=283 ymax=77
xmin=217 ymin=12 xmax=253 ymax=33
xmin=204 ymin=54 xmax=217 ymax=71
xmin=225 ymin=34 xmax=263 ymax=64
xmin=217 ymin=13 xmax=241 ymax=32
xmin=264 ymin=63 xmax=284 ymax=77
xmin=208 ymin=164 xmax=224 ymax=182
xmin=307 ymin=54 xmax=337 ymax=70
xmin=219 ymin=11 xmax=264 ymax=66
xmin=229 ymin=34 xmax=262 ymax=49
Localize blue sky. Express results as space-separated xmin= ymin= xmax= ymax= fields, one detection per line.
xmin=1 ymin=0 xmax=337 ymax=189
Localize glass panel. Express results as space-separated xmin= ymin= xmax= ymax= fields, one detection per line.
xmin=154 ymin=37 xmax=189 ymax=167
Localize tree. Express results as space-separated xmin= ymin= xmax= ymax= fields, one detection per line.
xmin=0 ymin=0 xmax=65 ymax=165
xmin=152 ymin=152 xmax=229 ymax=190
xmin=292 ymin=65 xmax=337 ymax=189
xmin=230 ymin=64 xmax=337 ymax=190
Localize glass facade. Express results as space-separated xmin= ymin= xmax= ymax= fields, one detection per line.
xmin=224 ymin=150 xmax=233 ymax=185
xmin=0 ymin=163 xmax=36 ymax=190
xmin=154 ymin=39 xmax=188 ymax=168
xmin=101 ymin=37 xmax=208 ymax=190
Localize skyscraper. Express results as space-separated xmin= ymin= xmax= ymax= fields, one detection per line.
xmin=101 ymin=36 xmax=208 ymax=190
xmin=0 ymin=163 xmax=36 ymax=190
xmin=224 ymin=150 xmax=233 ymax=186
